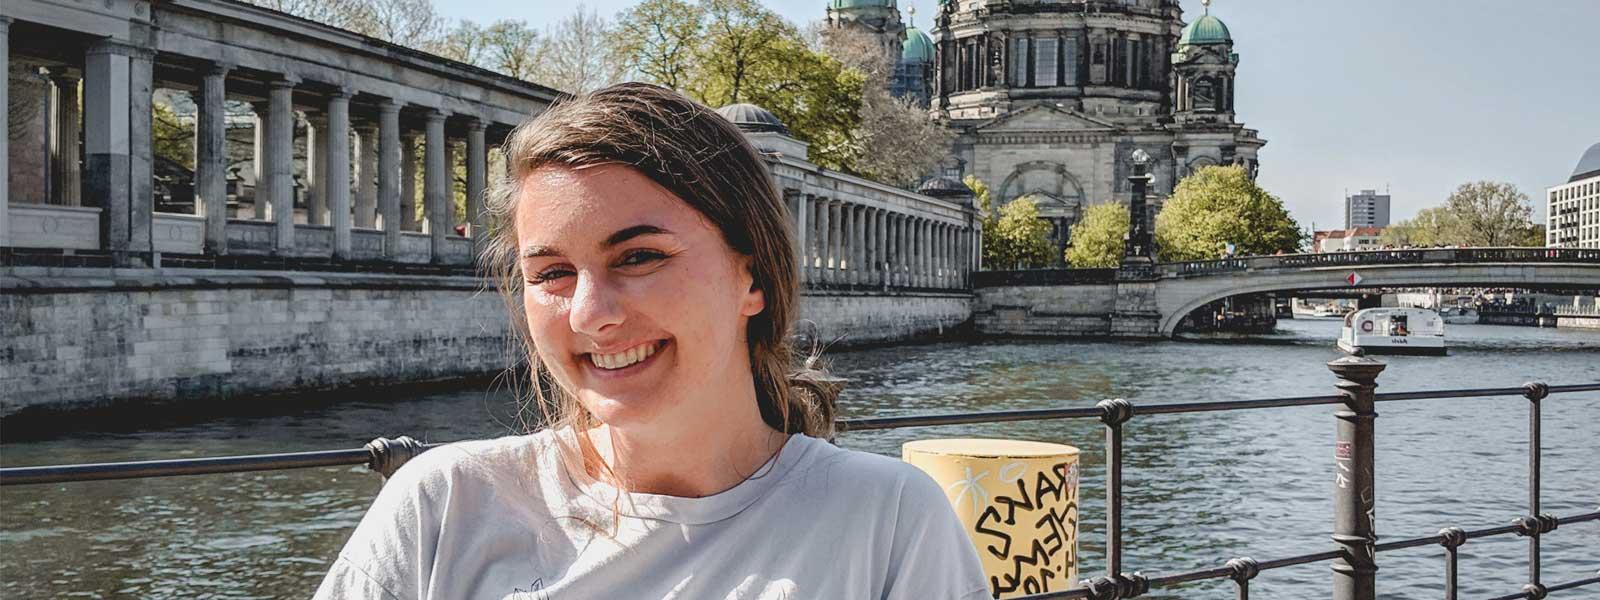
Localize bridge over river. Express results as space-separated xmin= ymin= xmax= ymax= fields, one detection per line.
xmin=973 ymin=247 xmax=1600 ymax=338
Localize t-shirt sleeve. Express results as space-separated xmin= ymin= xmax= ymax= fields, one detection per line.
xmin=312 ymin=555 xmax=404 ymax=600
xmin=881 ymin=466 xmax=993 ymax=600
xmin=310 ymin=447 xmax=463 ymax=600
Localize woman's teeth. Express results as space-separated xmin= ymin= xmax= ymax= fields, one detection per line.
xmin=590 ymin=342 xmax=657 ymax=370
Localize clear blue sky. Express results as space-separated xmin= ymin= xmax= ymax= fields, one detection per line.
xmin=437 ymin=0 xmax=1600 ymax=229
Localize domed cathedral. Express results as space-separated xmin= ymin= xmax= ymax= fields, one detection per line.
xmin=895 ymin=15 xmax=937 ymax=107
xmin=928 ymin=0 xmax=1266 ymax=261
xmin=827 ymin=0 xmax=908 ymax=61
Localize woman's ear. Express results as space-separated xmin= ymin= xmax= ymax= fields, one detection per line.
xmin=738 ymin=256 xmax=766 ymax=317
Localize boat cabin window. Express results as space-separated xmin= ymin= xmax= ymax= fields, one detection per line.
xmin=1388 ymin=315 xmax=1409 ymax=336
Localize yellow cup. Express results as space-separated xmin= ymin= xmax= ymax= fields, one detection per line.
xmin=903 ymin=438 xmax=1082 ymax=599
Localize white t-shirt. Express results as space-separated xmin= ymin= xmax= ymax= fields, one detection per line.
xmin=313 ymin=429 xmax=991 ymax=600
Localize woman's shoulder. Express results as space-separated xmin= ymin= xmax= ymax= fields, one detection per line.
xmin=373 ymin=430 xmax=560 ymax=510
xmin=784 ymin=436 xmax=951 ymax=510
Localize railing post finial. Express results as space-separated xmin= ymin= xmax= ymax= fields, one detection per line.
xmin=365 ymin=435 xmax=425 ymax=480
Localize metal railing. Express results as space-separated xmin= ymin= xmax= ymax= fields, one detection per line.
xmin=2 ymin=360 xmax=1596 ymax=600
xmin=1162 ymin=247 xmax=1600 ymax=278
xmin=970 ymin=247 xmax=1600 ymax=285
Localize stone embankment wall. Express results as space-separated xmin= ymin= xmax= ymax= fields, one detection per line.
xmin=1555 ymin=315 xmax=1600 ymax=329
xmin=972 ymin=283 xmax=1164 ymax=337
xmin=1 ymin=269 xmax=974 ymax=416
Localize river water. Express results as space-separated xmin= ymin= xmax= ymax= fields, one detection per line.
xmin=2 ymin=319 xmax=1597 ymax=599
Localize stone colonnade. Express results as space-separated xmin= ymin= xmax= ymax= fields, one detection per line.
xmin=2 ymin=3 xmax=553 ymax=265
xmin=789 ymin=193 xmax=977 ymax=291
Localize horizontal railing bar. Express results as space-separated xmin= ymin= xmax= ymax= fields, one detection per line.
xmin=838 ymin=406 xmax=1104 ymax=431
xmin=7 ymin=383 xmax=1597 ymax=485
xmin=1483 ymin=575 xmax=1600 ymax=600
xmin=1012 ymin=511 xmax=1600 ymax=600
xmin=0 ymin=447 xmax=405 ymax=486
xmin=1372 ymin=511 xmax=1600 ymax=552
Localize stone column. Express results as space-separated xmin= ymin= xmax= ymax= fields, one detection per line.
xmin=809 ymin=195 xmax=824 ymax=281
xmin=304 ymin=114 xmax=327 ymax=226
xmin=933 ymin=223 xmax=943 ymax=287
xmin=793 ymin=192 xmax=809 ymax=285
xmin=325 ymin=88 xmax=353 ymax=259
xmin=863 ymin=207 xmax=877 ymax=285
xmin=443 ymin=138 xmax=457 ymax=232
xmin=852 ymin=205 xmax=867 ymax=285
xmin=265 ymin=77 xmax=298 ymax=252
xmin=84 ymin=40 xmax=132 ymax=256
xmin=829 ymin=200 xmax=844 ymax=284
xmin=355 ymin=125 xmax=378 ymax=228
xmin=466 ymin=119 xmax=488 ymax=251
xmin=875 ymin=209 xmax=887 ymax=286
xmin=837 ymin=203 xmax=852 ymax=284
xmin=128 ymin=46 xmax=154 ymax=256
xmin=401 ymin=132 xmax=420 ymax=231
xmin=921 ymin=219 xmax=934 ymax=288
xmin=423 ymin=109 xmax=448 ymax=262
xmin=0 ymin=17 xmax=8 ymax=247
xmin=50 ymin=71 xmax=82 ymax=207
xmin=195 ymin=62 xmax=230 ymax=254
xmin=893 ymin=214 xmax=906 ymax=286
xmin=816 ymin=197 xmax=831 ymax=284
xmin=252 ymin=104 xmax=268 ymax=219
xmin=378 ymin=99 xmax=402 ymax=256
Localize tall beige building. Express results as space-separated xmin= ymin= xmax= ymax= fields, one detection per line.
xmin=1547 ymin=143 xmax=1600 ymax=248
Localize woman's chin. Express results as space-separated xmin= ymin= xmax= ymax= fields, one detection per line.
xmin=580 ymin=391 xmax=674 ymax=428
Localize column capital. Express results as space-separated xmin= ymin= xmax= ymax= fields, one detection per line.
xmin=423 ymin=108 xmax=449 ymax=122
xmin=466 ymin=117 xmax=487 ymax=132
xmin=377 ymin=98 xmax=403 ymax=114
xmin=86 ymin=38 xmax=142 ymax=57
xmin=268 ymin=74 xmax=302 ymax=88
xmin=328 ymin=85 xmax=355 ymax=99
xmin=204 ymin=61 xmax=234 ymax=77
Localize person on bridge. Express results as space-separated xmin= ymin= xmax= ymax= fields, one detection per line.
xmin=313 ymin=83 xmax=989 ymax=600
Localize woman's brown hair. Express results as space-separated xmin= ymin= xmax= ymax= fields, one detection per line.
xmin=480 ymin=83 xmax=840 ymax=485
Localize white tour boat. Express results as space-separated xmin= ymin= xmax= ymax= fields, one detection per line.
xmin=1338 ymin=307 xmax=1447 ymax=356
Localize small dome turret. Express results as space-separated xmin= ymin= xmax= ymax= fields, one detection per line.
xmin=918 ymin=176 xmax=975 ymax=202
xmin=716 ymin=103 xmax=789 ymax=135
xmin=902 ymin=26 xmax=934 ymax=63
xmin=1179 ymin=14 xmax=1232 ymax=45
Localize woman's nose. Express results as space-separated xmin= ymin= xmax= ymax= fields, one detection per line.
xmin=568 ymin=272 xmax=625 ymax=335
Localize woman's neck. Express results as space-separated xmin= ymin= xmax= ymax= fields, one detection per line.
xmin=585 ymin=402 xmax=789 ymax=498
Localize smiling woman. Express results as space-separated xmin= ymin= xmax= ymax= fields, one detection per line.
xmin=311 ymin=83 xmax=990 ymax=600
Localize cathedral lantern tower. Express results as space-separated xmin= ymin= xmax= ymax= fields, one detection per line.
xmin=1172 ymin=0 xmax=1238 ymax=124
xmin=826 ymin=0 xmax=906 ymax=61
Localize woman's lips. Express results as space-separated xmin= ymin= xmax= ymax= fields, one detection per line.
xmin=583 ymin=339 xmax=668 ymax=376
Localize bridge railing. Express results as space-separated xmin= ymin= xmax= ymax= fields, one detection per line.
xmin=1160 ymin=247 xmax=1600 ymax=278
xmin=1 ymin=361 xmax=1596 ymax=600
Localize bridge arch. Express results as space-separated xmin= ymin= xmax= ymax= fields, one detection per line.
xmin=1156 ymin=261 xmax=1600 ymax=336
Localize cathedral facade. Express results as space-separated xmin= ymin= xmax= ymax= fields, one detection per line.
xmin=827 ymin=0 xmax=1266 ymax=262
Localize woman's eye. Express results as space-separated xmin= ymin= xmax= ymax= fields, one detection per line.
xmin=528 ymin=268 xmax=574 ymax=285
xmin=619 ymin=250 xmax=667 ymax=267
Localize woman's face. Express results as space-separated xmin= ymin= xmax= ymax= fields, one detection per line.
xmin=514 ymin=164 xmax=766 ymax=433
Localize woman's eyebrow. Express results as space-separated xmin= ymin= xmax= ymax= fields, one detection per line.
xmin=520 ymin=225 xmax=672 ymax=259
xmin=602 ymin=225 xmax=672 ymax=248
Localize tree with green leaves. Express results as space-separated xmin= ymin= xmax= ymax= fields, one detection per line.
xmin=1379 ymin=182 xmax=1539 ymax=247
xmin=1379 ymin=206 xmax=1459 ymax=247
xmin=966 ymin=176 xmax=1055 ymax=269
xmin=1155 ymin=165 xmax=1302 ymax=260
xmin=1066 ymin=202 xmax=1128 ymax=268
xmin=1441 ymin=181 xmax=1535 ymax=246
xmin=612 ymin=0 xmax=703 ymax=90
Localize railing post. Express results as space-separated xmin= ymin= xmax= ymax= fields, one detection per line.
xmin=1328 ymin=354 xmax=1384 ymax=600
xmin=1438 ymin=527 xmax=1466 ymax=600
xmin=1520 ymin=382 xmax=1550 ymax=600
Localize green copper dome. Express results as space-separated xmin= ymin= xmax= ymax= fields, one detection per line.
xmin=1179 ymin=14 xmax=1232 ymax=45
xmin=902 ymin=27 xmax=934 ymax=63
xmin=829 ymin=0 xmax=895 ymax=9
